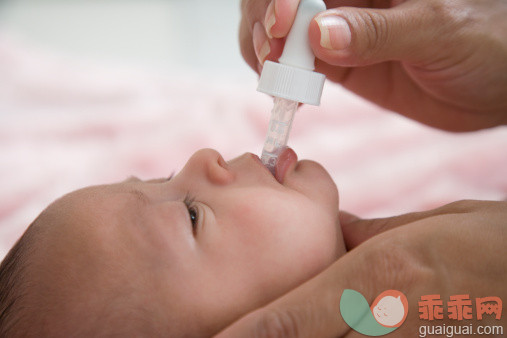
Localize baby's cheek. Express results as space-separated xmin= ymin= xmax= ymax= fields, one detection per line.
xmin=296 ymin=198 xmax=344 ymax=269
xmin=293 ymin=217 xmax=342 ymax=280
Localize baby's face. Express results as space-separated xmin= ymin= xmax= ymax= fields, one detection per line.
xmin=33 ymin=149 xmax=344 ymax=335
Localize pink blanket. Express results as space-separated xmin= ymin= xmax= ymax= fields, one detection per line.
xmin=1 ymin=36 xmax=506 ymax=259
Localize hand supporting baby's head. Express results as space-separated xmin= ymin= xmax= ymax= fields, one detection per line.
xmin=0 ymin=149 xmax=345 ymax=336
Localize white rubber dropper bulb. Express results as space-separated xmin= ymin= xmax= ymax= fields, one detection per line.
xmin=257 ymin=0 xmax=326 ymax=105
xmin=279 ymin=0 xmax=326 ymax=71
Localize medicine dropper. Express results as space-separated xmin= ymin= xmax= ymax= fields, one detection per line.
xmin=257 ymin=0 xmax=326 ymax=174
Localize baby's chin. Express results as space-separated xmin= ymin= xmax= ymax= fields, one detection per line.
xmin=308 ymin=205 xmax=346 ymax=271
xmin=285 ymin=160 xmax=339 ymax=204
xmin=286 ymin=160 xmax=343 ymax=259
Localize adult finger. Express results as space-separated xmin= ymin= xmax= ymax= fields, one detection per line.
xmin=240 ymin=0 xmax=388 ymax=73
xmin=215 ymin=231 xmax=421 ymax=338
xmin=308 ymin=0 xmax=454 ymax=67
xmin=240 ymin=0 xmax=287 ymax=73
xmin=240 ymin=0 xmax=272 ymax=72
xmin=239 ymin=17 xmax=259 ymax=73
xmin=340 ymin=200 xmax=480 ymax=249
xmin=215 ymin=250 xmax=357 ymax=337
xmin=268 ymin=0 xmax=375 ymax=39
xmin=264 ymin=0 xmax=300 ymax=39
xmin=241 ymin=0 xmax=271 ymax=30
xmin=240 ymin=0 xmax=375 ymax=72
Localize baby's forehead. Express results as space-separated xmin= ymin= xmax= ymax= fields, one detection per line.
xmin=53 ymin=183 xmax=142 ymax=213
xmin=30 ymin=184 xmax=148 ymax=265
xmin=37 ymin=181 xmax=184 ymax=261
xmin=36 ymin=184 xmax=140 ymax=240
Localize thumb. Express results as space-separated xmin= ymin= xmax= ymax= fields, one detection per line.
xmin=309 ymin=1 xmax=442 ymax=66
xmin=214 ymin=244 xmax=393 ymax=338
xmin=216 ymin=281 xmax=348 ymax=338
xmin=341 ymin=201 xmax=476 ymax=249
xmin=214 ymin=230 xmax=421 ymax=337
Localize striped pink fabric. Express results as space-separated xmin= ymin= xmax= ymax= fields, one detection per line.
xmin=1 ymin=36 xmax=506 ymax=259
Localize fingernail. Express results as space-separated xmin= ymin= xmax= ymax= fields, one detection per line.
xmin=253 ymin=22 xmax=270 ymax=65
xmin=316 ymin=15 xmax=351 ymax=50
xmin=264 ymin=1 xmax=276 ymax=39
xmin=257 ymin=62 xmax=263 ymax=74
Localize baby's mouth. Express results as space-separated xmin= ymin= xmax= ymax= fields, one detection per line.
xmin=248 ymin=148 xmax=298 ymax=184
xmin=274 ymin=147 xmax=298 ymax=183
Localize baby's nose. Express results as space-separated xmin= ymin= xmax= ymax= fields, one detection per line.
xmin=188 ymin=149 xmax=234 ymax=185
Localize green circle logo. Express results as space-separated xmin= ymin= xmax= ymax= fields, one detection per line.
xmin=340 ymin=289 xmax=409 ymax=336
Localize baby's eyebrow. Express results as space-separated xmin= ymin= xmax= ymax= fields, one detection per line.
xmin=126 ymin=189 xmax=150 ymax=206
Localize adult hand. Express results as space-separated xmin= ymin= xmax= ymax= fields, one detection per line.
xmin=216 ymin=200 xmax=507 ymax=337
xmin=239 ymin=0 xmax=507 ymax=131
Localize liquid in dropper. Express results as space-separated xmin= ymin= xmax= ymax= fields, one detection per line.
xmin=261 ymin=97 xmax=299 ymax=174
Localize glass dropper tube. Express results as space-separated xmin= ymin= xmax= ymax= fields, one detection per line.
xmin=260 ymin=97 xmax=299 ymax=175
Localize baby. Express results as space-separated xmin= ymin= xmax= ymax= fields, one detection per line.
xmin=0 ymin=148 xmax=346 ymax=336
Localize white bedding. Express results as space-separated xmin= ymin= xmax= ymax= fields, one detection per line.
xmin=1 ymin=35 xmax=506 ymax=259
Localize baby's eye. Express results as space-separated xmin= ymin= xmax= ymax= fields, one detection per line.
xmin=184 ymin=194 xmax=199 ymax=235
xmin=188 ymin=206 xmax=198 ymax=228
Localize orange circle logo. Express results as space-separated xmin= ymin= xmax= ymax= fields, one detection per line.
xmin=370 ymin=290 xmax=409 ymax=328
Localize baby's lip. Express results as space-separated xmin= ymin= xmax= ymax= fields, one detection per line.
xmin=246 ymin=150 xmax=297 ymax=185
xmin=274 ymin=147 xmax=298 ymax=183
xmin=249 ymin=153 xmax=276 ymax=177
